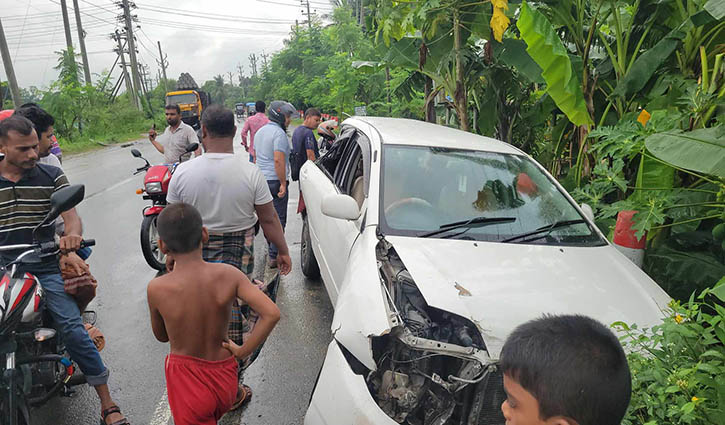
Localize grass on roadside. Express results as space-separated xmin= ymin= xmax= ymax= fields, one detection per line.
xmin=58 ymin=129 xmax=147 ymax=155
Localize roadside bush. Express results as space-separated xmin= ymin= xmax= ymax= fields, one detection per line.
xmin=615 ymin=281 xmax=725 ymax=425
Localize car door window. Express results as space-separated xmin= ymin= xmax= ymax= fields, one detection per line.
xmin=319 ymin=127 xmax=356 ymax=178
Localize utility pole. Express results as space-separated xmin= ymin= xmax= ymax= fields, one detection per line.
xmin=113 ymin=30 xmax=135 ymax=106
xmin=236 ymin=64 xmax=247 ymax=98
xmin=120 ymin=0 xmax=142 ymax=110
xmin=249 ymin=54 xmax=258 ymax=78
xmin=60 ymin=0 xmax=74 ymax=52
xmin=0 ymin=18 xmax=22 ymax=107
xmin=72 ymin=0 xmax=92 ymax=85
xmin=138 ymin=62 xmax=152 ymax=114
xmin=156 ymin=41 xmax=168 ymax=93
xmin=260 ymin=51 xmax=269 ymax=75
xmin=301 ymin=0 xmax=312 ymax=28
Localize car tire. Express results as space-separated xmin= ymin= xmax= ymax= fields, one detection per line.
xmin=141 ymin=214 xmax=166 ymax=271
xmin=300 ymin=215 xmax=320 ymax=278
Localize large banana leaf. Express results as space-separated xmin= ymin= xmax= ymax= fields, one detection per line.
xmin=644 ymin=126 xmax=725 ymax=178
xmin=494 ymin=39 xmax=544 ymax=84
xmin=516 ymin=1 xmax=593 ymax=126
xmin=611 ymin=29 xmax=686 ymax=98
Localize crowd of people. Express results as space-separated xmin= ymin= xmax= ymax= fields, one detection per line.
xmin=0 ymin=101 xmax=635 ymax=425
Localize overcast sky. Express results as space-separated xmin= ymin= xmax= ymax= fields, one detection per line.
xmin=1 ymin=0 xmax=334 ymax=90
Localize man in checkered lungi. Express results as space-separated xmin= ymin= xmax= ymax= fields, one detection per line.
xmin=167 ymin=105 xmax=291 ymax=408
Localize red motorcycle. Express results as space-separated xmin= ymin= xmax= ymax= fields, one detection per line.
xmin=130 ymin=144 xmax=198 ymax=270
xmin=0 ymin=184 xmax=95 ymax=425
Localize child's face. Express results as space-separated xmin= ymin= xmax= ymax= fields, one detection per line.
xmin=501 ymin=374 xmax=574 ymax=425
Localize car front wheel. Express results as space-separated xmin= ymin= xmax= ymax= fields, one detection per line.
xmin=300 ymin=215 xmax=320 ymax=278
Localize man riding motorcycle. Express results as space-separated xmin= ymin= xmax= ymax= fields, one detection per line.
xmin=0 ymin=116 xmax=129 ymax=425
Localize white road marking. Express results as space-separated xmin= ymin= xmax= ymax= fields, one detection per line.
xmin=150 ymin=389 xmax=172 ymax=425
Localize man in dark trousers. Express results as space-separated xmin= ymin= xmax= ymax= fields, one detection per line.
xmin=0 ymin=116 xmax=129 ymax=425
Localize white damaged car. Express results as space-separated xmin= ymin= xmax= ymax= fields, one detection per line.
xmin=299 ymin=117 xmax=670 ymax=425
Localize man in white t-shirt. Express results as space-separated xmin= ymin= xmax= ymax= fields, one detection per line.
xmin=166 ymin=105 xmax=290 ymax=408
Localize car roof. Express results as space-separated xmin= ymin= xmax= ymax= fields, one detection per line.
xmin=345 ymin=116 xmax=523 ymax=155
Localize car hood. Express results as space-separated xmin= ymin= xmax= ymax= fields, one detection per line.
xmin=386 ymin=236 xmax=671 ymax=358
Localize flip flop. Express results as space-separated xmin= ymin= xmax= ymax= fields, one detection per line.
xmin=229 ymin=384 xmax=253 ymax=411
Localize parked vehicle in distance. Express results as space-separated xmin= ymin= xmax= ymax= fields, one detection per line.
xmin=299 ymin=117 xmax=671 ymax=425
xmin=235 ymin=103 xmax=245 ymax=119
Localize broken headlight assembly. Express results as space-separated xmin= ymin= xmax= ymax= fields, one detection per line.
xmin=365 ymin=240 xmax=506 ymax=425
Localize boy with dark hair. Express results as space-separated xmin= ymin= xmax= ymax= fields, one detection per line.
xmin=499 ymin=314 xmax=631 ymax=425
xmin=147 ymin=203 xmax=280 ymax=425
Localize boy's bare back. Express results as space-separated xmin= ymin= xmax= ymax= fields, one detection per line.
xmin=147 ymin=261 xmax=243 ymax=361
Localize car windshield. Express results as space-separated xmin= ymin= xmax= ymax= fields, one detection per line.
xmin=380 ymin=145 xmax=604 ymax=246
xmin=166 ymin=93 xmax=197 ymax=105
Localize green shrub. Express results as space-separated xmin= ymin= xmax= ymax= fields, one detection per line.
xmin=615 ymin=282 xmax=725 ymax=425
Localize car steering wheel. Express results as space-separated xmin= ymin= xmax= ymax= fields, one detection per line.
xmin=384 ymin=197 xmax=437 ymax=229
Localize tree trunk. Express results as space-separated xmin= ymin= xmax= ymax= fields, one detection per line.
xmin=424 ymin=76 xmax=435 ymax=122
xmin=453 ymin=10 xmax=469 ymax=131
xmin=386 ymin=66 xmax=391 ymax=116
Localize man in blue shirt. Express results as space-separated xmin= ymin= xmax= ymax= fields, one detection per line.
xmin=253 ymin=101 xmax=296 ymax=269
xmin=292 ymin=108 xmax=322 ymax=162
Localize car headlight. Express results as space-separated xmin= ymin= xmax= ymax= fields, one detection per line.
xmin=145 ymin=182 xmax=163 ymax=194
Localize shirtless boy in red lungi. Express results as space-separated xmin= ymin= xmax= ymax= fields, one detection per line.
xmin=147 ymin=203 xmax=281 ymax=425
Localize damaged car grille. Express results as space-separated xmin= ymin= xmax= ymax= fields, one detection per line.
xmin=364 ymin=239 xmax=505 ymax=425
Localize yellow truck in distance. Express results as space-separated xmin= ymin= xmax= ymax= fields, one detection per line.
xmin=166 ymin=73 xmax=211 ymax=130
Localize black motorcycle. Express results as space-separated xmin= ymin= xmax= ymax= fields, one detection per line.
xmin=0 ymin=185 xmax=94 ymax=425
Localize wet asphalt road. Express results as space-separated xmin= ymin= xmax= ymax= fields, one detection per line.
xmin=32 ymin=123 xmax=334 ymax=425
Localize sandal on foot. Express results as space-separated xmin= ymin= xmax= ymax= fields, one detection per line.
xmin=229 ymin=384 xmax=253 ymax=411
xmin=100 ymin=405 xmax=130 ymax=425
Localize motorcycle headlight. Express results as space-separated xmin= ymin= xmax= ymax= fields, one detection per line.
xmin=145 ymin=182 xmax=163 ymax=194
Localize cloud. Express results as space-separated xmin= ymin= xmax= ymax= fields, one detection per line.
xmin=1 ymin=0 xmax=322 ymax=90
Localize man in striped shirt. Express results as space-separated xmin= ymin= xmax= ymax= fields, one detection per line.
xmin=0 ymin=116 xmax=128 ymax=424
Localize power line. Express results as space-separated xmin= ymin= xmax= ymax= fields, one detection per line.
xmin=135 ymin=4 xmax=297 ymax=24
xmin=47 ymin=0 xmax=117 ymax=25
xmin=137 ymin=18 xmax=289 ymax=36
xmin=11 ymin=0 xmax=32 ymax=61
xmin=79 ymin=0 xmax=119 ymax=15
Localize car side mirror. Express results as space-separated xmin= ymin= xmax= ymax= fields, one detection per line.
xmin=131 ymin=148 xmax=142 ymax=158
xmin=580 ymin=203 xmax=595 ymax=222
xmin=322 ymin=193 xmax=360 ymax=221
xmin=33 ymin=185 xmax=85 ymax=235
xmin=186 ymin=143 xmax=199 ymax=153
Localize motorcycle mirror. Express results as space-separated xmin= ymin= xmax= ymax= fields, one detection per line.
xmin=131 ymin=149 xmax=143 ymax=158
xmin=185 ymin=143 xmax=199 ymax=153
xmin=33 ymin=185 xmax=85 ymax=236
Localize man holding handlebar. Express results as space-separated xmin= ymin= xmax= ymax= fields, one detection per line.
xmin=0 ymin=116 xmax=129 ymax=425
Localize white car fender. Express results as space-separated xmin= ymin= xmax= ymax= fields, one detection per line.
xmin=331 ymin=226 xmax=391 ymax=370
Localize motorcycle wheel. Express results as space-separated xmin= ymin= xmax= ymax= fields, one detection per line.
xmin=300 ymin=215 xmax=320 ymax=278
xmin=140 ymin=214 xmax=166 ymax=271
xmin=1 ymin=387 xmax=29 ymax=425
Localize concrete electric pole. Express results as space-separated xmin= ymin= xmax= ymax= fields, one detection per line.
xmin=156 ymin=41 xmax=168 ymax=93
xmin=0 ymin=18 xmax=22 ymax=107
xmin=113 ymin=30 xmax=135 ymax=106
xmin=60 ymin=0 xmax=74 ymax=52
xmin=120 ymin=0 xmax=143 ymax=110
xmin=72 ymin=0 xmax=92 ymax=85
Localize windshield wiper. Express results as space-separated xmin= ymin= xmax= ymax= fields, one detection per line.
xmin=501 ymin=219 xmax=587 ymax=243
xmin=419 ymin=216 xmax=516 ymax=238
